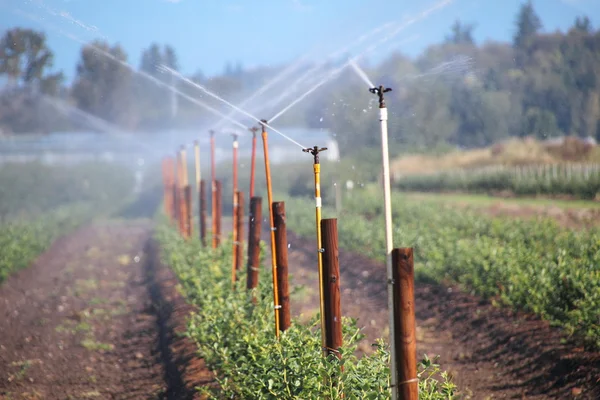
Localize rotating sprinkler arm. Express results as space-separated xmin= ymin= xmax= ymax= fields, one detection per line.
xmin=369 ymin=85 xmax=392 ymax=108
xmin=302 ymin=145 xmax=328 ymax=164
xmin=260 ymin=119 xmax=268 ymax=132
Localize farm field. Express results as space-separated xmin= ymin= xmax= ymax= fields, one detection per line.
xmin=3 ymin=0 xmax=600 ymax=397
xmin=401 ymin=192 xmax=600 ymax=229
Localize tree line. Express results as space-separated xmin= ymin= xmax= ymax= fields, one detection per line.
xmin=0 ymin=1 xmax=599 ymax=156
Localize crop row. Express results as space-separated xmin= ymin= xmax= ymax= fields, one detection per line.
xmin=395 ymin=163 xmax=600 ymax=199
xmin=0 ymin=162 xmax=136 ymax=220
xmin=155 ymin=219 xmax=456 ymax=399
xmin=284 ymin=191 xmax=600 ymax=348
xmin=0 ymin=161 xmax=140 ymax=283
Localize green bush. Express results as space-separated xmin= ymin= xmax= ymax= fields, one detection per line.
xmin=156 ymin=221 xmax=456 ymax=399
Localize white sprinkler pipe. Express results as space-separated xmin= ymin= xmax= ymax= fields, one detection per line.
xmin=379 ymin=105 xmax=397 ymax=399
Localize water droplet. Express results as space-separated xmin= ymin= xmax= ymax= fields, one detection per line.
xmin=319 ymin=117 xmax=323 ymax=122
xmin=287 ymin=243 xmax=291 ymax=249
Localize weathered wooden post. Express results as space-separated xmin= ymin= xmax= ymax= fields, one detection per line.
xmin=273 ymin=201 xmax=290 ymax=332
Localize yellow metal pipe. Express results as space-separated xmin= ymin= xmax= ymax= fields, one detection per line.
xmin=261 ymin=122 xmax=280 ymax=338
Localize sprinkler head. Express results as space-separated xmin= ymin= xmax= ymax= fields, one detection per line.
xmin=369 ymin=85 xmax=392 ymax=108
xmin=260 ymin=119 xmax=268 ymax=131
xmin=302 ymin=145 xmax=328 ymax=164
xmin=209 ymin=129 xmax=215 ymax=137
xmin=249 ymin=126 xmax=259 ymax=137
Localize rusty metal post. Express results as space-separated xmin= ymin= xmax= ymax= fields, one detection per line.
xmin=321 ymin=218 xmax=342 ymax=359
xmin=392 ymin=248 xmax=418 ymax=400
xmin=273 ymin=201 xmax=291 ymax=332
xmin=249 ymin=126 xmax=259 ymax=198
xmin=236 ymin=191 xmax=244 ymax=271
xmin=199 ymin=179 xmax=207 ymax=246
xmin=260 ymin=119 xmax=280 ymax=337
xmin=246 ymin=196 xmax=262 ymax=290
xmin=214 ymin=180 xmax=222 ymax=247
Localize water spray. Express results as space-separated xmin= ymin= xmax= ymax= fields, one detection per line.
xmin=249 ymin=22 xmax=398 ymax=118
xmin=212 ymin=56 xmax=310 ymax=131
xmin=249 ymin=126 xmax=259 ymax=199
xmin=302 ymin=145 xmax=328 ymax=357
xmin=159 ymin=66 xmax=306 ymax=150
xmin=15 ymin=10 xmax=249 ymax=131
xmin=267 ymin=0 xmax=455 ymax=124
xmin=231 ymin=133 xmax=240 ymax=287
xmin=260 ymin=119 xmax=281 ymax=337
xmin=368 ymin=84 xmax=398 ymax=398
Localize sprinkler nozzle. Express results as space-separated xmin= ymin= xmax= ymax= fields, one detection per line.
xmin=260 ymin=119 xmax=268 ymax=132
xmin=249 ymin=126 xmax=259 ymax=137
xmin=209 ymin=129 xmax=215 ymax=137
xmin=302 ymin=145 xmax=328 ymax=164
xmin=369 ymin=85 xmax=392 ymax=108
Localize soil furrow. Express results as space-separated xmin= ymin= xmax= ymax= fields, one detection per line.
xmin=0 ymin=221 xmax=211 ymax=400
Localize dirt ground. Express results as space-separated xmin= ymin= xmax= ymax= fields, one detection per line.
xmin=283 ymin=230 xmax=600 ymax=399
xmin=0 ymin=221 xmax=211 ymax=400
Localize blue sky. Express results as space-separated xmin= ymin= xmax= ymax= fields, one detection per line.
xmin=1 ymin=0 xmax=598 ymax=82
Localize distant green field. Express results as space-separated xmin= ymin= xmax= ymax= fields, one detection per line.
xmin=401 ymin=191 xmax=600 ymax=210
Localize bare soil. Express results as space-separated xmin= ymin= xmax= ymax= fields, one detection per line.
xmin=284 ymin=230 xmax=600 ymax=399
xmin=0 ymin=221 xmax=212 ymax=400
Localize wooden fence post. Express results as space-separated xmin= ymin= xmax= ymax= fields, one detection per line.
xmin=392 ymin=248 xmax=418 ymax=400
xmin=199 ymin=179 xmax=207 ymax=246
xmin=273 ymin=201 xmax=291 ymax=332
xmin=321 ymin=218 xmax=342 ymax=359
xmin=184 ymin=184 xmax=192 ymax=239
xmin=178 ymin=186 xmax=187 ymax=237
xmin=236 ymin=191 xmax=245 ymax=270
xmin=247 ymin=197 xmax=262 ymax=290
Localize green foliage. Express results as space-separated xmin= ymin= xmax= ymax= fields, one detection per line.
xmin=0 ymin=161 xmax=136 ymax=282
xmin=155 ymin=222 xmax=456 ymax=399
xmin=285 ymin=191 xmax=600 ymax=348
xmin=71 ymin=40 xmax=135 ymax=129
xmin=0 ymin=162 xmax=135 ymax=220
xmin=0 ymin=204 xmax=93 ymax=282
xmin=395 ymin=164 xmax=600 ymax=199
